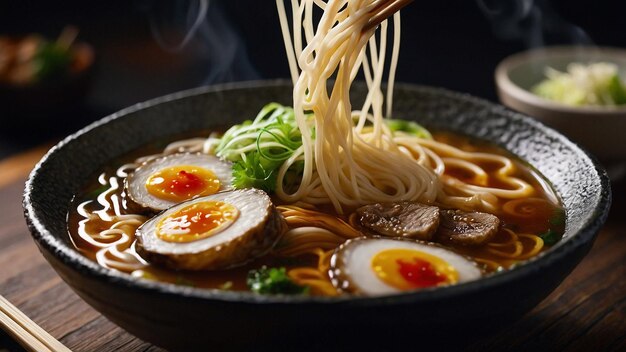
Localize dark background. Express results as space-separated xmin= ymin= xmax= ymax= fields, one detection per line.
xmin=0 ymin=0 xmax=623 ymax=158
xmin=0 ymin=1 xmax=623 ymax=350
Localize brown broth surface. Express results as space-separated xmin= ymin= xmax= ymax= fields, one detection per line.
xmin=68 ymin=131 xmax=565 ymax=293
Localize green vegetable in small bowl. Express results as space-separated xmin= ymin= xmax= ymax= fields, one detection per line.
xmin=532 ymin=62 xmax=626 ymax=106
xmin=495 ymin=46 xmax=626 ymax=161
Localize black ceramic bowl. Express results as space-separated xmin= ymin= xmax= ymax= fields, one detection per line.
xmin=24 ymin=81 xmax=611 ymax=351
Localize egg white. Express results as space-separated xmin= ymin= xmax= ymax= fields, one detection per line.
xmin=137 ymin=188 xmax=271 ymax=255
xmin=126 ymin=153 xmax=233 ymax=211
xmin=333 ymin=238 xmax=482 ymax=296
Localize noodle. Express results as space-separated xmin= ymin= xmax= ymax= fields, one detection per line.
xmin=275 ymin=0 xmax=440 ymax=213
xmin=273 ymin=0 xmax=534 ymax=215
xmin=74 ymin=174 xmax=147 ymax=272
xmin=274 ymin=205 xmax=360 ymax=256
xmin=277 ymin=205 xmax=361 ymax=238
xmin=484 ymin=228 xmax=545 ymax=261
xmin=72 ymin=138 xmax=208 ymax=272
xmin=288 ymin=248 xmax=337 ymax=295
xmin=502 ymin=197 xmax=555 ymax=218
xmin=67 ymin=1 xmax=563 ymax=296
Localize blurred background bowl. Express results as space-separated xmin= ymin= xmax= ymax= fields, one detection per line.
xmin=0 ymin=39 xmax=94 ymax=127
xmin=495 ymin=46 xmax=626 ymax=162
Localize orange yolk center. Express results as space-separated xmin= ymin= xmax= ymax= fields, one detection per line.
xmin=145 ymin=165 xmax=220 ymax=202
xmin=156 ymin=201 xmax=239 ymax=243
xmin=371 ymin=248 xmax=458 ymax=290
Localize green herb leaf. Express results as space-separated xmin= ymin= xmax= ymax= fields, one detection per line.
xmin=216 ymin=104 xmax=434 ymax=195
xmin=549 ymin=208 xmax=566 ymax=227
xmin=386 ymin=119 xmax=432 ymax=139
xmin=84 ymin=185 xmax=109 ymax=199
xmin=608 ymin=74 xmax=626 ymax=105
xmin=232 ymin=152 xmax=277 ymax=192
xmin=216 ymin=103 xmax=305 ymax=193
xmin=175 ymin=276 xmax=195 ymax=287
xmin=247 ymin=266 xmax=308 ymax=295
xmin=540 ymin=229 xmax=560 ymax=246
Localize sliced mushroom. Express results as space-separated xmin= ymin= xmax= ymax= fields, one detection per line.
xmin=437 ymin=209 xmax=500 ymax=246
xmin=356 ymin=202 xmax=440 ymax=240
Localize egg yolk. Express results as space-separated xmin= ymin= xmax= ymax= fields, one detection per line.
xmin=156 ymin=201 xmax=239 ymax=243
xmin=145 ymin=165 xmax=220 ymax=202
xmin=371 ymin=248 xmax=458 ymax=290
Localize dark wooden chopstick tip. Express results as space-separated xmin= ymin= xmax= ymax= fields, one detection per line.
xmin=364 ymin=0 xmax=414 ymax=32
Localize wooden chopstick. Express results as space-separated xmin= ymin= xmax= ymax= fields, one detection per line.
xmin=0 ymin=295 xmax=71 ymax=352
xmin=363 ymin=0 xmax=414 ymax=32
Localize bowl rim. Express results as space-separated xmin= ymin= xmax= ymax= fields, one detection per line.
xmin=495 ymin=45 xmax=626 ymax=115
xmin=23 ymin=79 xmax=612 ymax=305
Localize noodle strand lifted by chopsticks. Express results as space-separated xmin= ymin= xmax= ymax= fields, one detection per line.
xmin=276 ymin=0 xmax=440 ymax=213
xmin=274 ymin=0 xmax=533 ymax=214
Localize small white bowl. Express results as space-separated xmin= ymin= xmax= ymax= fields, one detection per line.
xmin=495 ymin=46 xmax=626 ymax=161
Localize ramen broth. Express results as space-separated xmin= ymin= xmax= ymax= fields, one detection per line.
xmin=67 ymin=131 xmax=565 ymax=293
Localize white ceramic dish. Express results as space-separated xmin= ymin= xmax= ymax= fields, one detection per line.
xmin=495 ymin=46 xmax=626 ymax=161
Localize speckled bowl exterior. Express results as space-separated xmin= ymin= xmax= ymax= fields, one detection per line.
xmin=24 ymin=81 xmax=611 ymax=350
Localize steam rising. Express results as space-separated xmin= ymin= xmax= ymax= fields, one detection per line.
xmin=143 ymin=0 xmax=259 ymax=84
xmin=476 ymin=0 xmax=592 ymax=47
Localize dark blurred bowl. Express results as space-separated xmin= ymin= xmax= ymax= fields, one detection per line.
xmin=24 ymin=81 xmax=611 ymax=350
xmin=0 ymin=42 xmax=94 ymax=126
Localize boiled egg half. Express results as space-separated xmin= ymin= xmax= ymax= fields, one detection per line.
xmin=125 ymin=153 xmax=233 ymax=212
xmin=136 ymin=189 xmax=285 ymax=270
xmin=330 ymin=238 xmax=481 ymax=296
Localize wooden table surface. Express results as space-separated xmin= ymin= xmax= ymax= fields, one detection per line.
xmin=0 ymin=146 xmax=625 ymax=352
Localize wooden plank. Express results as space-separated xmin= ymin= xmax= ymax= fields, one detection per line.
xmin=466 ymin=225 xmax=626 ymax=351
xmin=0 ymin=144 xmax=53 ymax=189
